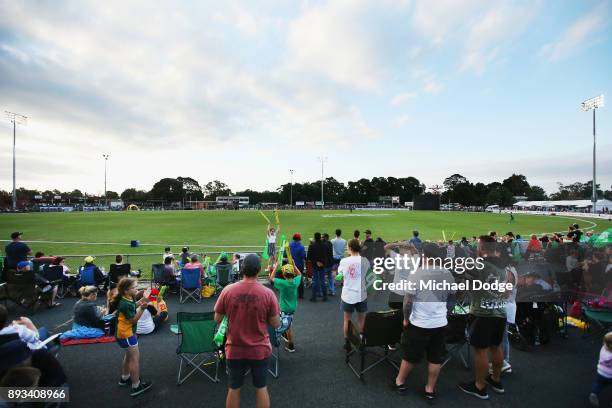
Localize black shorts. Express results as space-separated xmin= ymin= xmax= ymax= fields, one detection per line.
xmin=400 ymin=322 xmax=446 ymax=364
xmin=227 ymin=358 xmax=269 ymax=389
xmin=469 ymin=316 xmax=506 ymax=349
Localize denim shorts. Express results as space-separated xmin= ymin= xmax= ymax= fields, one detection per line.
xmin=341 ymin=300 xmax=367 ymax=313
xmin=227 ymin=358 xmax=269 ymax=389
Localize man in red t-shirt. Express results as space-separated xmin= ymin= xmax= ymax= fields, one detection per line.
xmin=214 ymin=254 xmax=280 ymax=408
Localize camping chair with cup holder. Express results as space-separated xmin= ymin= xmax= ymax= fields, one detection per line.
xmin=108 ymin=264 xmax=131 ymax=289
xmin=77 ymin=265 xmax=106 ymax=293
xmin=215 ymin=263 xmax=233 ymax=295
xmin=176 ymin=311 xmax=221 ymax=385
xmin=180 ymin=268 xmax=202 ymax=304
xmin=345 ymin=309 xmax=403 ymax=381
xmin=4 ymin=268 xmax=41 ymax=312
xmin=41 ymin=265 xmax=66 ymax=299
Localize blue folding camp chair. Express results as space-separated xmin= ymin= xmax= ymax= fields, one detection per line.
xmin=180 ymin=268 xmax=202 ymax=304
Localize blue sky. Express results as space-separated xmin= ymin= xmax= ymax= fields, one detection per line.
xmin=0 ymin=0 xmax=610 ymax=196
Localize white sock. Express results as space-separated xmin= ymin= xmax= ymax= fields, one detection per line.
xmin=121 ymin=374 xmax=130 ymax=381
xmin=132 ymin=381 xmax=140 ymax=389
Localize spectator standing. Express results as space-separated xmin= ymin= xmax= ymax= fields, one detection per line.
xmin=322 ymin=233 xmax=335 ymax=296
xmin=409 ymin=230 xmax=423 ymax=252
xmin=307 ymin=233 xmax=328 ymax=302
xmin=331 ymin=229 xmax=346 ymax=295
xmin=458 ymin=235 xmax=515 ymax=400
xmin=4 ymin=232 xmax=31 ymax=271
xmin=289 ymin=234 xmax=306 ymax=299
xmin=339 ymin=239 xmax=370 ymax=350
xmin=214 ymin=254 xmax=280 ymax=408
xmin=393 ymin=243 xmax=456 ymax=401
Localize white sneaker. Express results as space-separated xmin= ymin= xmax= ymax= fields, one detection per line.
xmin=488 ymin=360 xmax=512 ymax=374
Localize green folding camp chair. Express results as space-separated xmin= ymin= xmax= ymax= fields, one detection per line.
xmin=176 ymin=312 xmax=221 ymax=385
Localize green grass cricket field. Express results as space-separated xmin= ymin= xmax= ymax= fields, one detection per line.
xmin=0 ymin=209 xmax=607 ymax=276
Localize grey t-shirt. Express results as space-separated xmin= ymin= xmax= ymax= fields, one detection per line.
xmin=469 ymin=258 xmax=508 ymax=318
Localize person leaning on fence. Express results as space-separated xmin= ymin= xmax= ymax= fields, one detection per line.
xmin=214 ymin=254 xmax=281 ymax=408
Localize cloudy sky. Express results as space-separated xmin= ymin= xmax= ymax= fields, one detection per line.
xmin=0 ymin=0 xmax=610 ymax=196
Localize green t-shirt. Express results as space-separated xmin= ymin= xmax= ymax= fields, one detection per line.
xmin=116 ymin=296 xmax=137 ymax=338
xmin=274 ymin=276 xmax=301 ymax=313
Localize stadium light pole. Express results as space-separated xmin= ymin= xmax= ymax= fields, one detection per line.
xmin=581 ymin=95 xmax=604 ymax=214
xmin=5 ymin=111 xmax=27 ymax=211
xmin=289 ymin=169 xmax=294 ymax=207
xmin=103 ymin=154 xmax=109 ymax=204
xmin=317 ymin=156 xmax=327 ymax=206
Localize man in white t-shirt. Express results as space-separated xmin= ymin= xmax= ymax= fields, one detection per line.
xmin=392 ymin=243 xmax=456 ymax=402
xmin=338 ymin=239 xmax=370 ymax=350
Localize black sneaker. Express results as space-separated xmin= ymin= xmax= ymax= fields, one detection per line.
xmin=485 ymin=375 xmax=505 ymax=394
xmin=285 ymin=343 xmax=296 ymax=353
xmin=118 ymin=376 xmax=131 ymax=387
xmin=424 ymin=389 xmax=436 ymax=401
xmin=458 ymin=382 xmax=488 ymax=400
xmin=130 ymin=380 xmax=152 ymax=397
xmin=390 ymin=380 xmax=407 ymax=395
xmin=343 ymin=339 xmax=352 ymax=353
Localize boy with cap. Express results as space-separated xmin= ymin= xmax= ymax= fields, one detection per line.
xmin=269 ymin=263 xmax=301 ymax=352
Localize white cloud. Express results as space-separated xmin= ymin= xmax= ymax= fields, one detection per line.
xmin=540 ymin=2 xmax=608 ymax=62
xmin=461 ymin=4 xmax=534 ymax=73
xmin=394 ymin=114 xmax=410 ymax=127
xmin=390 ymin=92 xmax=417 ymax=106
xmin=285 ymin=0 xmax=394 ymax=92
xmin=411 ymin=0 xmax=487 ymax=44
xmin=423 ymin=80 xmax=444 ymax=94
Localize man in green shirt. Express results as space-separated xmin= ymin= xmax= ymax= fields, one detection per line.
xmin=269 ymin=263 xmax=301 ymax=352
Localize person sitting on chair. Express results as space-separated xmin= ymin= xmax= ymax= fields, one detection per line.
xmin=16 ymin=261 xmax=59 ymax=308
xmin=163 ymin=257 xmax=179 ymax=289
xmin=73 ymin=286 xmax=107 ymax=330
xmin=77 ymin=256 xmax=106 ymax=288
xmin=184 ymin=254 xmax=205 ymax=278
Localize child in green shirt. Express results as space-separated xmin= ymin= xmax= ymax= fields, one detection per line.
xmin=269 ymin=263 xmax=301 ymax=352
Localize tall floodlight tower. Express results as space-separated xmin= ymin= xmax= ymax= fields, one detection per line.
xmin=581 ymin=95 xmax=604 ymax=214
xmin=5 ymin=111 xmax=27 ymax=210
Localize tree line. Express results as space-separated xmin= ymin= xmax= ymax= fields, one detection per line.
xmin=1 ymin=173 xmax=610 ymax=208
